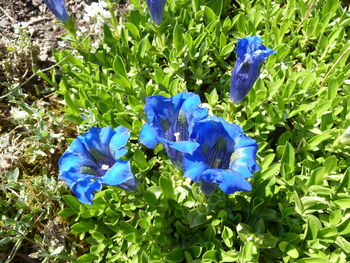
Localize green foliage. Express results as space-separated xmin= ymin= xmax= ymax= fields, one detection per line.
xmin=37 ymin=0 xmax=350 ymax=261
xmin=0 ymin=168 xmax=78 ymax=262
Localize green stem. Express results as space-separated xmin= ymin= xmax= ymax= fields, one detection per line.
xmin=321 ymin=45 xmax=350 ymax=87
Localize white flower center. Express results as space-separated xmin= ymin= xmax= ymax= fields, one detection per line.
xmin=174 ymin=132 xmax=181 ymax=141
xmin=101 ymin=164 xmax=109 ymax=170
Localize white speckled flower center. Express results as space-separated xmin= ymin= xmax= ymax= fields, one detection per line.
xmin=101 ymin=164 xmax=109 ymax=170
xmin=174 ymin=132 xmax=181 ymax=141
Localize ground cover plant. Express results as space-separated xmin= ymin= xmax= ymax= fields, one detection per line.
xmin=1 ymin=0 xmax=350 ymax=262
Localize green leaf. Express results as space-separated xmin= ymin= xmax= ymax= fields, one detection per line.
xmin=220 ymin=249 xmax=238 ymax=262
xmin=113 ymin=56 xmax=128 ymax=78
xmin=76 ymin=254 xmax=98 ymax=263
xmin=188 ymin=209 xmax=207 ymax=228
xmin=202 ymin=250 xmax=217 ymax=261
xmin=191 ymin=0 xmax=200 ymax=12
xmin=62 ymin=195 xmax=82 ymax=212
xmin=296 ymin=258 xmax=330 ymax=263
xmin=336 ymin=215 xmax=350 ymax=235
xmin=306 ymin=215 xmax=322 ymax=239
xmin=126 ymin=22 xmax=140 ymax=39
xmin=91 ymin=231 xmax=105 ymax=242
xmin=279 ymin=241 xmax=299 ymax=258
xmin=260 ymin=154 xmax=275 ymax=172
xmin=140 ymin=251 xmax=150 ymax=263
xmin=204 ymin=6 xmax=217 ymax=24
xmin=241 ymin=241 xmax=256 ymax=261
xmin=293 ymin=191 xmax=304 ymax=216
xmin=281 ymin=142 xmax=295 ymax=180
xmin=144 ymin=190 xmax=158 ymax=206
xmin=336 ymin=168 xmax=350 ymax=194
xmin=208 ymin=0 xmax=223 ymax=16
xmin=133 ymin=150 xmax=149 ymax=171
xmin=71 ymin=221 xmax=95 ymax=234
xmin=308 ymin=133 xmax=333 ymax=149
xmin=324 ymin=155 xmax=337 ymax=173
xmin=159 ymin=175 xmax=175 ymax=200
xmin=206 ymin=88 xmax=218 ymax=106
xmin=281 ymin=142 xmax=295 ymax=169
xmin=173 ymin=23 xmax=184 ymax=52
xmin=317 ymin=227 xmax=337 ymax=241
xmin=307 ymin=167 xmax=326 ymax=187
xmin=334 ymin=198 xmax=350 ymax=209
xmin=64 ymin=114 xmax=83 ymax=124
xmin=58 ymin=208 xmax=77 ymax=218
xmin=165 ymin=249 xmax=184 ymax=262
xmin=113 ymin=74 xmax=130 ymax=88
xmin=221 ymin=226 xmax=234 ymax=247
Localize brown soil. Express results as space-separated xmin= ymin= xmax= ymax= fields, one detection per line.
xmin=0 ymin=0 xmax=97 ymax=93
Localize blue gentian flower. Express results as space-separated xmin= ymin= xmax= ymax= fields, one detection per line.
xmin=183 ymin=116 xmax=259 ymax=194
xmin=230 ymin=36 xmax=276 ymax=104
xmin=44 ymin=0 xmax=70 ymax=22
xmin=59 ymin=126 xmax=137 ymax=204
xmin=146 ymin=0 xmax=166 ymax=25
xmin=140 ymin=92 xmax=208 ymax=167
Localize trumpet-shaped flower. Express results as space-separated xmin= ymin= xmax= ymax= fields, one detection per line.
xmin=183 ymin=117 xmax=259 ymax=194
xmin=44 ymin=0 xmax=70 ymax=22
xmin=230 ymin=36 xmax=276 ymax=104
xmin=59 ymin=126 xmax=137 ymax=204
xmin=140 ymin=92 xmax=208 ymax=167
xmin=146 ymin=0 xmax=166 ymax=25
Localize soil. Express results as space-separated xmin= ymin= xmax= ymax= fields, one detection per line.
xmin=0 ymin=0 xmax=96 ymax=93
xmin=0 ymin=0 xmax=96 ymax=175
xmin=0 ymin=0 xmax=94 ymax=60
xmin=0 ymin=2 xmax=104 ymax=262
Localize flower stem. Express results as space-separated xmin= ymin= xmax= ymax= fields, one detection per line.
xmin=321 ymin=44 xmax=350 ymax=87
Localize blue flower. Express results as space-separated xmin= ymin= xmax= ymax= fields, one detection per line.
xmin=44 ymin=0 xmax=70 ymax=22
xmin=230 ymin=36 xmax=276 ymax=104
xmin=146 ymin=0 xmax=166 ymax=25
xmin=140 ymin=92 xmax=208 ymax=167
xmin=183 ymin=116 xmax=259 ymax=194
xmin=58 ymin=126 xmax=137 ymax=204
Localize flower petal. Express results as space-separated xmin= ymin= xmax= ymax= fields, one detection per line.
xmin=59 ymin=172 xmax=89 ymax=188
xmin=234 ymin=132 xmax=258 ymax=148
xmin=140 ymin=123 xmax=159 ymax=148
xmin=183 ymin=151 xmax=209 ymax=182
xmin=193 ymin=107 xmax=209 ymax=121
xmin=99 ymin=160 xmax=136 ymax=189
xmin=79 ymin=127 xmax=103 ymax=151
xmin=146 ymin=0 xmax=166 ymax=25
xmin=110 ymin=126 xmax=130 ymax=159
xmin=179 ymin=93 xmax=201 ymax=113
xmin=202 ymin=169 xmax=252 ymax=194
xmin=44 ymin=0 xmax=70 ymax=22
xmin=190 ymin=117 xmax=232 ymax=152
xmin=71 ymin=175 xmax=102 ymax=204
xmin=66 ymin=137 xmax=92 ymax=158
xmin=100 ymin=126 xmax=115 ymax=147
xmin=230 ymin=146 xmax=260 ymax=178
xmin=168 ymin=141 xmax=199 ymax=154
xmin=144 ymin=95 xmax=173 ymax=126
xmin=236 ymin=36 xmax=262 ymax=57
xmin=218 ymin=118 xmax=243 ymax=140
xmin=230 ymin=36 xmax=276 ymax=104
xmin=59 ymin=152 xmax=98 ymax=174
xmin=118 ymin=176 xmax=139 ymax=191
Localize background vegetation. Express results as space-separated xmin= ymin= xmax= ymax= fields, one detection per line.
xmin=1 ymin=0 xmax=350 ymax=262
